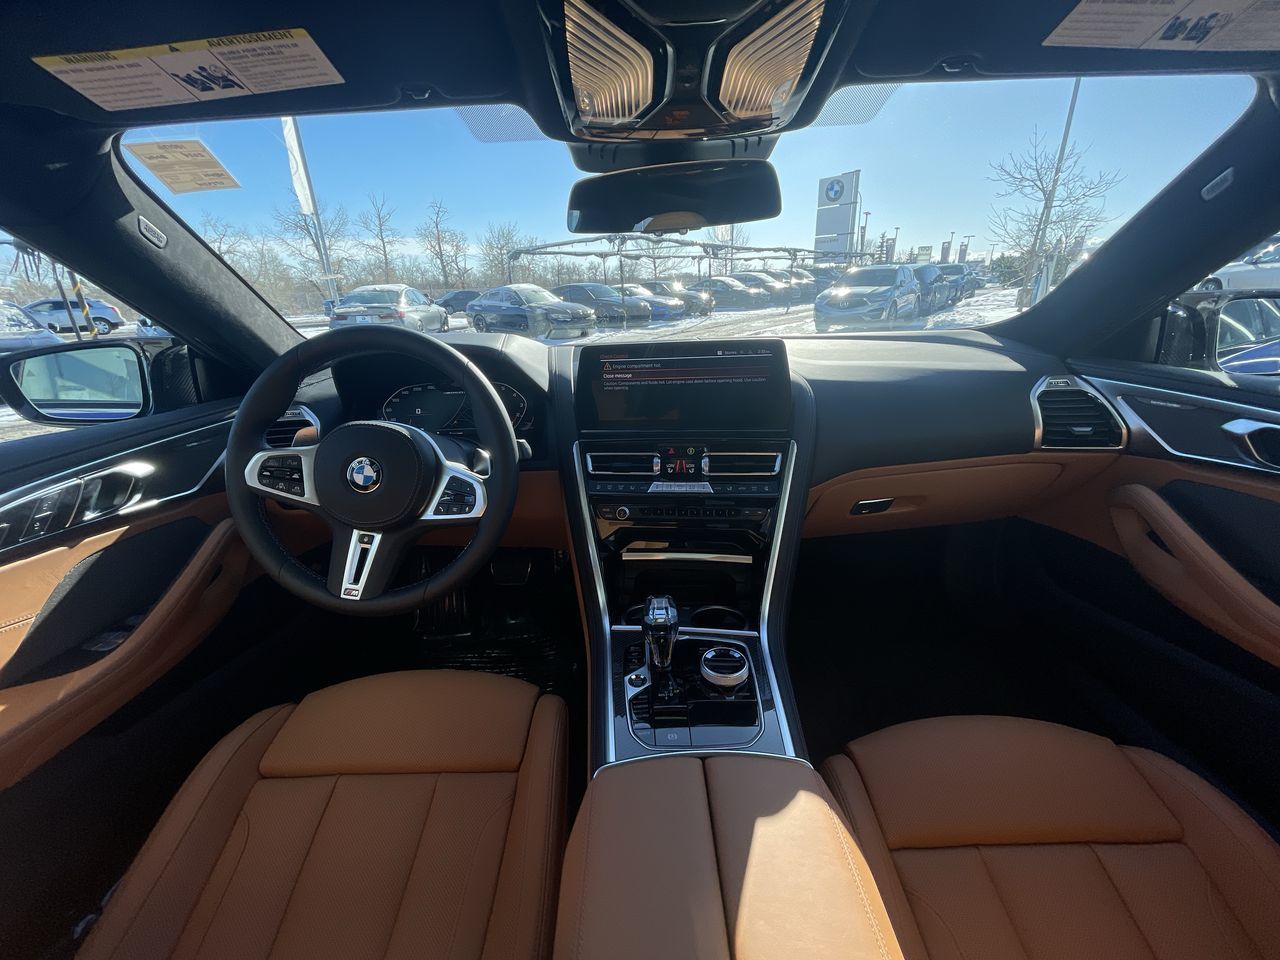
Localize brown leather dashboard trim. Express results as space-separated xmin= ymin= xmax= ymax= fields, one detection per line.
xmin=803 ymin=452 xmax=1118 ymax=537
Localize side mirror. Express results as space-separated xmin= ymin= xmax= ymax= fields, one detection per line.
xmin=0 ymin=341 xmax=150 ymax=425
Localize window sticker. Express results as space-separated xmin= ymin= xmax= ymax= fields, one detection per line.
xmin=33 ymin=28 xmax=343 ymax=112
xmin=123 ymin=140 xmax=240 ymax=194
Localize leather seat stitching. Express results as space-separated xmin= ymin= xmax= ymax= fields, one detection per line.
xmin=379 ymin=773 xmax=442 ymax=959
xmin=699 ymin=761 xmax=734 ymax=953
xmin=1087 ymin=842 xmax=1160 ymax=960
xmin=444 ymin=788 xmax=518 ymax=959
xmin=572 ymin=789 xmax=597 ymax=960
xmin=262 ymin=773 xmax=340 ymax=958
xmin=900 ymin=883 xmax=971 ymax=960
xmin=1205 ymin=865 xmax=1258 ymax=960
xmin=100 ymin=705 xmax=288 ymax=960
xmin=530 ymin=706 xmax=565 ymax=958
xmin=817 ymin=796 xmax=890 ymax=960
xmin=974 ymin=846 xmax=1033 ymax=960
xmin=183 ymin=809 xmax=253 ymax=959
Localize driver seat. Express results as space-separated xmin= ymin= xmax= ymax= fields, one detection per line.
xmin=77 ymin=670 xmax=566 ymax=960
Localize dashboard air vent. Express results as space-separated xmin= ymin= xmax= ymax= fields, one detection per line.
xmin=703 ymin=452 xmax=782 ymax=476
xmin=585 ymin=452 xmax=660 ymax=475
xmin=1036 ymin=387 xmax=1124 ymax=449
xmin=264 ymin=408 xmax=316 ymax=449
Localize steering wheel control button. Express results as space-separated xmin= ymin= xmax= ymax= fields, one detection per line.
xmin=257 ymin=455 xmax=307 ymax=497
xmin=700 ymin=646 xmax=750 ymax=689
xmin=433 ymin=476 xmax=478 ymax=516
xmin=346 ymin=457 xmax=382 ymax=493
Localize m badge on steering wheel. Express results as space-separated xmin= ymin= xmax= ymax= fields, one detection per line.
xmin=346 ymin=457 xmax=382 ymax=493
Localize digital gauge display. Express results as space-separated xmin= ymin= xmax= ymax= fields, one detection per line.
xmin=382 ymin=381 xmax=528 ymax=432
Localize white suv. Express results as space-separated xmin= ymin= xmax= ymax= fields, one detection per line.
xmin=1201 ymin=241 xmax=1280 ymax=290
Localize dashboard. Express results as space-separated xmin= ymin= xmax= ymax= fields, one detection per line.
xmin=382 ymin=381 xmax=531 ymax=433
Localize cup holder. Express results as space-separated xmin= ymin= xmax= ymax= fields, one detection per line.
xmin=690 ymin=604 xmax=749 ymax=631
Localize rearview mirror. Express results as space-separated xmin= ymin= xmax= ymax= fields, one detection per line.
xmin=567 ymin=159 xmax=782 ymax=234
xmin=0 ymin=341 xmax=149 ymax=425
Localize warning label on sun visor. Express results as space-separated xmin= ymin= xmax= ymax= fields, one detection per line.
xmin=33 ymin=28 xmax=343 ymax=112
xmin=1045 ymin=0 xmax=1280 ymax=51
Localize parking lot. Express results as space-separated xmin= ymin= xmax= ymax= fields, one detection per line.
xmin=0 ymin=286 xmax=1015 ymax=445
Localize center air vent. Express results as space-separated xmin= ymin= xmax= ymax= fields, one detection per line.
xmin=585 ymin=452 xmax=660 ymax=475
xmin=263 ymin=407 xmax=317 ymax=449
xmin=702 ymin=452 xmax=782 ymax=476
xmin=1035 ymin=383 xmax=1125 ymax=449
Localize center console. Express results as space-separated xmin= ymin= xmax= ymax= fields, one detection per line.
xmin=570 ymin=340 xmax=800 ymax=764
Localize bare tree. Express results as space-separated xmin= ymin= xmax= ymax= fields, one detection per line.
xmin=987 ymin=128 xmax=1121 ymax=286
xmin=706 ymin=224 xmax=750 ymax=273
xmin=271 ymin=199 xmax=351 ymax=294
xmin=417 ymin=200 xmax=471 ymax=288
xmin=199 ymin=214 xmax=246 ymax=261
xmin=354 ymin=193 xmax=401 ymax=283
xmin=477 ymin=222 xmax=537 ymax=286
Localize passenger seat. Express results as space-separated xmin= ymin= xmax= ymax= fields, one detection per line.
xmin=822 ymin=715 xmax=1280 ymax=960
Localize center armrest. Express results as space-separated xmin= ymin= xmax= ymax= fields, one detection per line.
xmin=554 ymin=754 xmax=906 ymax=960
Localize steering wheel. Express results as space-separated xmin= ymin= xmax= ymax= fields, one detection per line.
xmin=225 ymin=326 xmax=518 ymax=615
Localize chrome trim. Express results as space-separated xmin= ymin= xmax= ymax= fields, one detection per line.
xmin=594 ymin=751 xmax=814 ymax=778
xmin=620 ymin=551 xmax=752 ymax=564
xmin=244 ymin=445 xmax=320 ymax=507
xmin=263 ymin=404 xmax=320 ymax=447
xmin=757 ymin=440 xmax=798 ymax=757
xmin=701 ymin=646 xmax=751 ymax=688
xmin=1088 ymin=377 xmax=1280 ymax=476
xmin=646 ymin=480 xmax=714 ymax=494
xmin=585 ymin=452 xmax=660 ymax=475
xmin=1222 ymin=418 xmax=1280 ymax=467
xmin=1031 ymin=374 xmax=1128 ymax=450
xmin=702 ymin=451 xmax=783 ymax=476
xmin=338 ymin=528 xmax=382 ymax=600
xmin=573 ymin=442 xmax=618 ymax=763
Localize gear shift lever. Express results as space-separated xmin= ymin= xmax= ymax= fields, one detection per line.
xmin=642 ymin=595 xmax=679 ymax=671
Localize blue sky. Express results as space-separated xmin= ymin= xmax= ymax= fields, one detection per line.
xmin=122 ymin=73 xmax=1256 ymax=260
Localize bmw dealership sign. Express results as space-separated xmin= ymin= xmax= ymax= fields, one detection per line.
xmin=815 ymin=171 xmax=859 ymax=255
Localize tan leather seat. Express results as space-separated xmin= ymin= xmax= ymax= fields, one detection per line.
xmin=822 ymin=715 xmax=1280 ymax=960
xmin=78 ymin=670 xmax=566 ymax=960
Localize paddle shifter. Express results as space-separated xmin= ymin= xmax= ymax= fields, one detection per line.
xmin=642 ymin=595 xmax=679 ymax=672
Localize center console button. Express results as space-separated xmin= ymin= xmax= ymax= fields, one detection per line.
xmin=615 ymin=505 xmax=630 ymax=520
xmin=653 ymin=726 xmax=691 ymax=748
xmin=701 ymin=646 xmax=750 ymax=689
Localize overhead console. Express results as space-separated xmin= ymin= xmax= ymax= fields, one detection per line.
xmin=571 ymin=340 xmax=801 ymax=766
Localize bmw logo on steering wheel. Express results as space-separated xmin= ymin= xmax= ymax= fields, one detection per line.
xmin=346 ymin=456 xmax=382 ymax=493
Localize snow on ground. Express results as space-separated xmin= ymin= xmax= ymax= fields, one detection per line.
xmin=0 ymin=288 xmax=1018 ymax=445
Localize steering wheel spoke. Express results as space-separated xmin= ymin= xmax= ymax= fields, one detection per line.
xmin=326 ymin=523 xmax=415 ymax=601
xmin=421 ymin=454 xmax=489 ymax=524
xmin=244 ymin=445 xmax=321 ymax=508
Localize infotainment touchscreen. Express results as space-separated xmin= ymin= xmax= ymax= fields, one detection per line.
xmin=576 ymin=340 xmax=790 ymax=431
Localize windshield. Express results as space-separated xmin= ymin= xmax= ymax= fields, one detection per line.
xmin=0 ymin=303 xmax=41 ymax=332
xmin=842 ymin=268 xmax=898 ymax=287
xmin=119 ymin=74 xmax=1253 ymax=341
xmin=620 ymin=285 xmax=653 ymax=296
xmin=340 ymin=289 xmax=400 ymax=305
xmin=577 ymin=284 xmax=617 ymax=298
xmin=937 ymin=265 xmax=965 ymax=276
xmin=518 ymin=286 xmax=558 ymax=304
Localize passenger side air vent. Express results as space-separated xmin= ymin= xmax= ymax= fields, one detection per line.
xmin=263 ymin=407 xmax=317 ymax=449
xmin=585 ymin=452 xmax=660 ymax=475
xmin=702 ymin=452 xmax=782 ymax=476
xmin=1035 ymin=383 xmax=1125 ymax=449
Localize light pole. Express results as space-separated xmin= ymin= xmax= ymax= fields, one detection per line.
xmin=1028 ymin=76 xmax=1083 ymax=304
xmin=860 ymin=211 xmax=871 ymax=255
xmin=892 ymin=226 xmax=901 ymax=260
xmin=961 ymin=234 xmax=974 ymax=262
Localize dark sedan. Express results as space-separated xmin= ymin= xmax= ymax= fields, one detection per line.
xmin=466 ymin=284 xmax=595 ymax=338
xmin=937 ymin=264 xmax=978 ymax=302
xmin=688 ymin=276 xmax=767 ymax=309
xmin=913 ymin=264 xmax=952 ymax=316
xmin=551 ymin=282 xmax=650 ymax=325
xmin=615 ymin=284 xmax=685 ymax=321
xmin=435 ymin=289 xmax=480 ymax=314
xmin=729 ymin=272 xmax=791 ymax=305
xmin=650 ymin=279 xmax=714 ymax=315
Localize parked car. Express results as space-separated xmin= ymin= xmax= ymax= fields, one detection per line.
xmin=814 ymin=265 xmax=919 ymax=331
xmin=614 ymin=284 xmax=685 ymax=321
xmin=784 ymin=267 xmax=818 ymax=300
xmin=133 ymin=318 xmax=173 ymax=338
xmin=551 ymin=283 xmax=650 ymax=325
xmin=650 ymin=279 xmax=714 ymax=315
xmin=808 ymin=265 xmax=851 ymax=293
xmin=688 ymin=275 xmax=767 ymax=309
xmin=467 ymin=284 xmax=595 ymax=338
xmin=937 ymin=263 xmax=979 ymax=301
xmin=25 ymin=296 xmax=125 ymax=335
xmin=0 ymin=300 xmax=61 ymax=354
xmin=913 ymin=264 xmax=952 ymax=316
xmin=729 ymin=271 xmax=791 ymax=305
xmin=435 ymin=289 xmax=481 ymax=314
xmin=328 ymin=283 xmax=448 ymax=333
xmin=1214 ymin=295 xmax=1280 ymax=374
xmin=1200 ymin=242 xmax=1280 ymax=290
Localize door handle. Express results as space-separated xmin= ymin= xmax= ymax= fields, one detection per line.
xmin=1222 ymin=418 xmax=1280 ymax=468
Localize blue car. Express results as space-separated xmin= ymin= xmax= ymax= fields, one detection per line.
xmin=814 ymin=265 xmax=920 ymax=331
xmin=1217 ymin=296 xmax=1280 ymax=374
xmin=466 ymin=284 xmax=596 ymax=339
